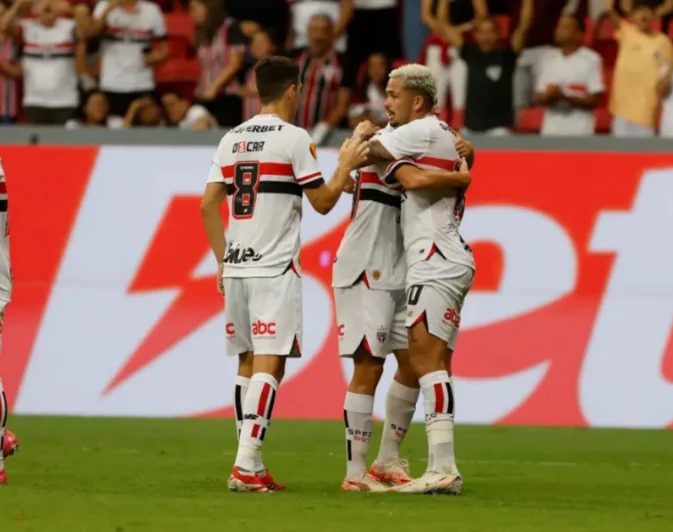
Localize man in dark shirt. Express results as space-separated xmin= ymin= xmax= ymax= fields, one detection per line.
xmin=440 ymin=0 xmax=533 ymax=133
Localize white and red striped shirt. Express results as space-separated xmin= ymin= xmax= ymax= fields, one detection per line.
xmin=19 ymin=18 xmax=78 ymax=108
xmin=94 ymin=0 xmax=167 ymax=92
xmin=206 ymin=114 xmax=324 ymax=278
xmin=379 ymin=115 xmax=475 ymax=272
xmin=242 ymin=68 xmax=261 ymax=121
xmin=196 ymin=17 xmax=246 ymax=97
xmin=332 ymin=126 xmax=405 ymax=291
xmin=0 ymin=38 xmax=18 ymax=119
xmin=295 ymin=49 xmax=347 ymax=129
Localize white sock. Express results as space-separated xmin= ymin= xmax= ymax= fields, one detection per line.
xmin=0 ymin=379 xmax=6 ymax=471
xmin=233 ymin=376 xmax=250 ymax=441
xmin=419 ymin=370 xmax=455 ymax=473
xmin=343 ymin=392 xmax=374 ymax=479
xmin=235 ymin=373 xmax=277 ymax=472
xmin=377 ymin=381 xmax=419 ymax=463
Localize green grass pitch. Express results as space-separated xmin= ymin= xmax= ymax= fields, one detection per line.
xmin=1 ymin=416 xmax=672 ymax=531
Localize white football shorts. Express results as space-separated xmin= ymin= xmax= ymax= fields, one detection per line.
xmin=405 ymin=257 xmax=474 ymax=351
xmin=224 ymin=268 xmax=302 ymax=357
xmin=334 ymin=278 xmax=407 ymax=358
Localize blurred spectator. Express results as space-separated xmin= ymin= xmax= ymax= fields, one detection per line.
xmin=91 ymin=0 xmax=169 ymax=118
xmin=344 ymin=1 xmax=400 ymax=93
xmin=659 ymin=62 xmax=673 ymax=136
xmin=510 ymin=0 xmax=588 ymax=111
xmin=536 ymin=15 xmax=604 ymax=135
xmin=0 ymin=0 xmax=81 ymax=125
xmin=289 ymin=0 xmax=351 ymax=53
xmin=161 ymin=91 xmax=216 ymax=129
xmin=225 ymin=0 xmax=290 ymax=46
xmin=121 ymin=95 xmax=164 ymax=126
xmin=294 ymin=14 xmax=354 ymax=144
xmin=190 ymin=0 xmax=246 ymax=126
xmin=422 ymin=0 xmax=469 ymax=115
xmin=440 ymin=0 xmax=533 ymax=134
xmin=73 ymin=2 xmax=98 ymax=92
xmin=607 ymin=0 xmax=673 ymax=137
xmin=0 ymin=3 xmax=20 ymax=124
xmin=65 ymin=90 xmax=124 ymax=128
xmin=240 ymin=28 xmax=277 ymax=121
xmin=348 ymin=52 xmax=391 ymax=127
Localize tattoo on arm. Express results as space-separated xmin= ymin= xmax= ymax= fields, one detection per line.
xmin=367 ymin=140 xmax=394 ymax=161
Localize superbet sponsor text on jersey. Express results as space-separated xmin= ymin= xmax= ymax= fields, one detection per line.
xmin=207 ymin=114 xmax=324 ymax=277
xmin=332 ymin=127 xmax=405 ymax=291
xmin=379 ymin=115 xmax=475 ymax=272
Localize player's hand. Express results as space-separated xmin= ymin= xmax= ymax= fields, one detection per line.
xmin=545 ymin=85 xmax=563 ymax=102
xmin=455 ymin=134 xmax=473 ymax=160
xmin=353 ymin=120 xmax=379 ymax=140
xmin=217 ymin=262 xmax=224 ymax=296
xmin=343 ymin=175 xmax=356 ymax=194
xmin=338 ymin=137 xmax=369 ymax=171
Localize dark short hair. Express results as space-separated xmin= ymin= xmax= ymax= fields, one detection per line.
xmin=564 ymin=14 xmax=586 ymax=34
xmin=633 ymin=0 xmax=656 ymax=10
xmin=255 ymin=56 xmax=300 ymax=104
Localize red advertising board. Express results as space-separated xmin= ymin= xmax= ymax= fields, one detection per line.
xmin=0 ymin=145 xmax=672 ymax=427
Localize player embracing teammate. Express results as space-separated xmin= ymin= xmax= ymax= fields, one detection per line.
xmin=0 ymin=158 xmax=20 ymax=486
xmin=201 ymin=56 xmax=369 ymax=492
xmin=338 ymin=64 xmax=476 ymax=494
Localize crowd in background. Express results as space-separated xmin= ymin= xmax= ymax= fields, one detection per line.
xmin=0 ymin=0 xmax=672 ymax=139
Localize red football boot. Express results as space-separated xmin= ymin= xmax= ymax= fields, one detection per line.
xmin=3 ymin=430 xmax=19 ymax=458
xmin=227 ymin=467 xmax=270 ymax=493
xmin=258 ymin=469 xmax=286 ymax=491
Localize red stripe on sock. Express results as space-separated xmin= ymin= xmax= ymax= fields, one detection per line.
xmin=251 ymin=424 xmax=260 ymax=439
xmin=434 ymin=382 xmax=445 ymax=414
xmin=257 ymin=382 xmax=271 ymax=417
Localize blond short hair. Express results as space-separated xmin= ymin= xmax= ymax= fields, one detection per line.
xmin=388 ymin=63 xmax=438 ymax=107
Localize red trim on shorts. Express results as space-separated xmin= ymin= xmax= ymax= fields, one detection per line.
xmin=361 ymin=272 xmax=370 ymax=289
xmin=361 ymin=336 xmax=374 ymax=356
xmin=293 ymin=336 xmax=302 ymax=356
xmin=411 ymin=311 xmax=427 ymax=328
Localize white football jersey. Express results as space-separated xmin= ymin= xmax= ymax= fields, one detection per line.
xmin=207 ymin=114 xmax=323 ymax=278
xmin=0 ymin=159 xmax=11 ymax=304
xmin=332 ymin=127 xmax=405 ymax=290
xmin=378 ymin=115 xmax=475 ymax=271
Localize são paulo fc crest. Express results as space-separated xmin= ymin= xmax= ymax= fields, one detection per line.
xmin=377 ymin=327 xmax=387 ymax=344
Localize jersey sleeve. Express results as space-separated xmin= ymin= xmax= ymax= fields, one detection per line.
xmin=93 ymin=1 xmax=109 ymax=19
xmin=290 ymin=129 xmax=324 ymax=188
xmin=150 ymin=4 xmax=167 ymax=39
xmin=376 ymin=119 xmax=430 ymax=160
xmin=381 ymin=158 xmax=417 ymax=187
xmin=587 ymin=53 xmax=605 ymax=94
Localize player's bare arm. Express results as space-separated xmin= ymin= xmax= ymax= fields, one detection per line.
xmin=394 ymin=159 xmax=471 ymax=191
xmin=455 ymin=134 xmax=475 ymax=168
xmin=304 ymin=137 xmax=369 ymax=214
xmin=200 ymin=181 xmax=227 ymax=295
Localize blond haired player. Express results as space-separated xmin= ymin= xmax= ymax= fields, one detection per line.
xmin=0 ymin=158 xmax=20 ymax=486
xmin=358 ymin=64 xmax=476 ymax=494
xmin=201 ymin=56 xmax=369 ymax=493
xmin=335 ymin=125 xmax=472 ymax=492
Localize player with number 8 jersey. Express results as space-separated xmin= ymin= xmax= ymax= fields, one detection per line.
xmin=201 ymin=56 xmax=369 ymax=493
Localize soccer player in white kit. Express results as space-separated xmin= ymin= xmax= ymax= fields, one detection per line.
xmin=200 ymin=56 xmax=369 ymax=493
xmin=0 ymin=158 xmax=20 ymax=486
xmin=335 ymin=128 xmax=472 ymax=492
xmin=362 ymin=64 xmax=476 ymax=494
